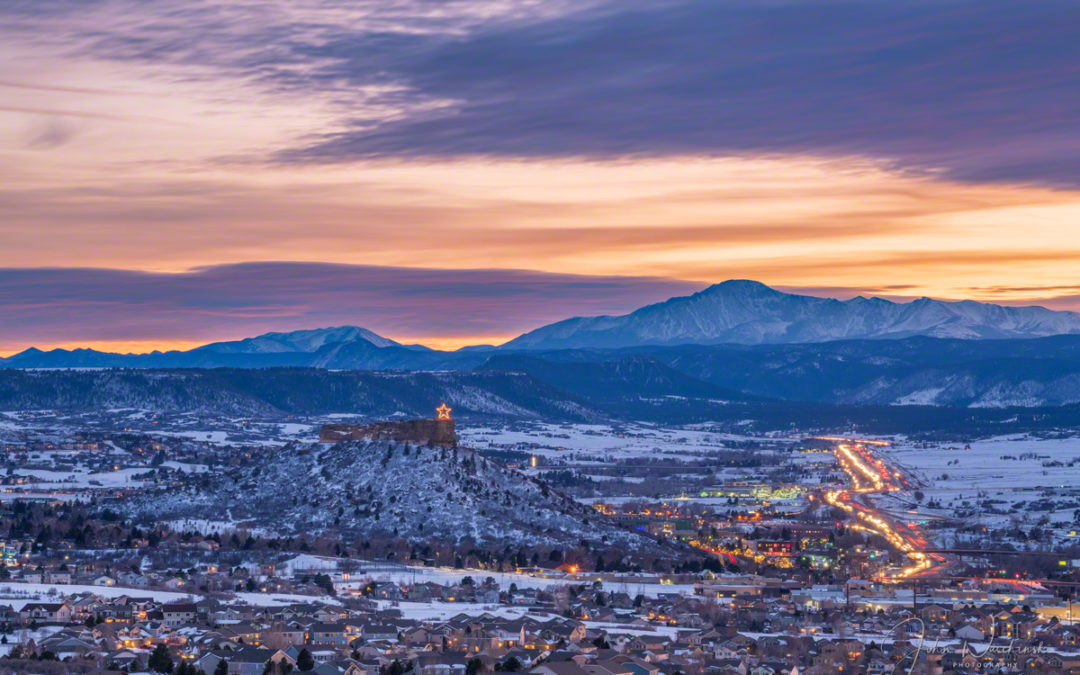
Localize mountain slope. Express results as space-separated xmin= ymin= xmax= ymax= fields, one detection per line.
xmin=0 ymin=326 xmax=452 ymax=369
xmin=503 ymin=280 xmax=1080 ymax=349
xmin=478 ymin=354 xmax=761 ymax=404
xmin=120 ymin=439 xmax=667 ymax=551
xmin=0 ymin=369 xmax=604 ymax=420
xmin=193 ymin=326 xmax=414 ymax=353
xmin=619 ymin=335 xmax=1080 ymax=407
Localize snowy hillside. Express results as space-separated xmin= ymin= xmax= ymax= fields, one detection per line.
xmin=0 ymin=369 xmax=604 ymax=420
xmin=118 ymin=439 xmax=666 ymax=551
xmin=504 ymin=280 xmax=1080 ymax=349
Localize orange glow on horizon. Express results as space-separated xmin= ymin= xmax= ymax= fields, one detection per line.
xmin=396 ymin=334 xmax=517 ymax=351
xmin=0 ymin=334 xmax=518 ymax=358
xmin=0 ymin=339 xmax=210 ymax=359
xmin=2 ymin=2 xmax=1080 ymax=354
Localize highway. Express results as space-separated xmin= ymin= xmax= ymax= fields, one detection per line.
xmin=824 ymin=442 xmax=949 ymax=582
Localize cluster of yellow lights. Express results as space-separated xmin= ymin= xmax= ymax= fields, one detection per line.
xmin=828 ymin=444 xmax=932 ymax=582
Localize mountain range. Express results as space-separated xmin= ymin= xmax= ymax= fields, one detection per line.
xmin=5 ymin=281 xmax=1079 ymax=369
xmin=4 ymin=281 xmax=1080 ymax=411
xmin=504 ymin=280 xmax=1080 ymax=349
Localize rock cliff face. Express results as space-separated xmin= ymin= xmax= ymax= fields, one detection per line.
xmin=320 ymin=419 xmax=457 ymax=446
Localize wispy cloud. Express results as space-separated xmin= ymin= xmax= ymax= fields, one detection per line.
xmin=5 ymin=0 xmax=1080 ymax=185
xmin=0 ymin=262 xmax=700 ymax=353
xmin=1 ymin=0 xmax=1079 ymax=347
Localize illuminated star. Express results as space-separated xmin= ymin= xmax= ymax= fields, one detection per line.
xmin=436 ymin=403 xmax=452 ymax=420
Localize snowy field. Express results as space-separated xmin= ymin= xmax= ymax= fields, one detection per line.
xmin=0 ymin=581 xmax=341 ymax=608
xmin=886 ymin=435 xmax=1080 ymax=490
xmin=377 ymin=601 xmax=680 ymax=636
xmin=363 ymin=564 xmax=696 ymax=598
xmin=0 ymin=583 xmax=198 ymax=609
xmin=459 ymin=422 xmax=789 ymax=462
xmin=14 ymin=466 xmax=156 ymax=488
xmin=881 ymin=434 xmax=1080 ymax=538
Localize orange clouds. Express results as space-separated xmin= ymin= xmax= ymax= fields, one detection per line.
xmin=2 ymin=7 xmax=1080 ymax=328
xmin=2 ymin=151 xmax=1079 ymax=310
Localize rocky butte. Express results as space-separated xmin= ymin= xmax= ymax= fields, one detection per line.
xmin=319 ymin=405 xmax=457 ymax=446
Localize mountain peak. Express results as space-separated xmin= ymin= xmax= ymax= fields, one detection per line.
xmin=693 ymin=279 xmax=781 ymax=300
xmin=195 ymin=325 xmax=400 ymax=354
xmin=502 ymin=280 xmax=1080 ymax=350
xmin=704 ymin=279 xmax=775 ymax=293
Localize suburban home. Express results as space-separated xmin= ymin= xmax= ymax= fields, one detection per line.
xmin=20 ymin=602 xmax=72 ymax=624
xmin=163 ymin=602 xmax=199 ymax=627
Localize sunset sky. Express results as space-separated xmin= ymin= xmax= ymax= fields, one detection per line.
xmin=2 ymin=0 xmax=1079 ymax=353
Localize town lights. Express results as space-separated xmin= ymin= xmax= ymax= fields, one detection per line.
xmin=831 ymin=443 xmax=933 ymax=582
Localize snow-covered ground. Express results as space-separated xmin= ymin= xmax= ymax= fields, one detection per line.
xmin=0 ymin=583 xmax=198 ymax=609
xmin=459 ymin=422 xmax=789 ymax=462
xmin=881 ymin=434 xmax=1080 ymax=542
xmin=887 ymin=435 xmax=1080 ymax=490
xmin=14 ymin=466 xmax=156 ymax=488
xmin=363 ymin=565 xmax=696 ymax=598
xmin=375 ymin=601 xmax=679 ymax=636
xmin=0 ymin=581 xmax=340 ymax=608
xmin=376 ymin=601 xmax=550 ymax=621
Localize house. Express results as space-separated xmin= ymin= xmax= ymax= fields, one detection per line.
xmin=44 ymin=568 xmax=72 ymax=584
xmin=119 ymin=571 xmax=151 ymax=587
xmin=164 ymin=602 xmax=199 ymax=627
xmin=68 ymin=595 xmax=103 ymax=621
xmin=20 ymin=602 xmax=72 ymax=624
xmin=101 ymin=648 xmax=143 ymax=671
xmin=584 ymin=659 xmax=634 ymax=675
xmin=370 ymin=582 xmax=406 ymax=601
xmin=416 ymin=652 xmax=469 ymax=675
xmin=360 ymin=623 xmax=400 ymax=642
xmin=93 ymin=575 xmax=117 ymax=586
xmin=216 ymin=646 xmax=296 ymax=675
xmin=954 ymin=625 xmax=984 ymax=642
xmin=194 ymin=650 xmax=232 ymax=675
xmin=310 ymin=622 xmax=350 ymax=647
xmin=39 ymin=631 xmax=98 ymax=658
xmin=532 ymin=662 xmax=592 ymax=675
xmin=20 ymin=568 xmax=44 ymax=584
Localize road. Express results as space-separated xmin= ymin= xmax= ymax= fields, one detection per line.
xmin=824 ymin=441 xmax=950 ymax=582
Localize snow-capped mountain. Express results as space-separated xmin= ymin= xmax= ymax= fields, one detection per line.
xmin=0 ymin=326 xmax=438 ymax=368
xmin=193 ymin=325 xmax=411 ymax=353
xmin=503 ymin=280 xmax=1080 ymax=349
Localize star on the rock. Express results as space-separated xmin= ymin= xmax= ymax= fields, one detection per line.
xmin=436 ymin=403 xmax=452 ymax=420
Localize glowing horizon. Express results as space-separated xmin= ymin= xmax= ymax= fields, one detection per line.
xmin=2 ymin=275 xmax=1079 ymax=358
xmin=2 ymin=0 xmax=1079 ymax=350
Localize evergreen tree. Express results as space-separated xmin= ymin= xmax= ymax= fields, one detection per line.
xmin=296 ymin=648 xmax=315 ymax=672
xmin=148 ymin=643 xmax=173 ymax=673
xmin=214 ymin=660 xmax=229 ymax=675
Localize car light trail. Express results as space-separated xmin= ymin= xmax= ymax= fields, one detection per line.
xmin=827 ymin=443 xmax=934 ymax=581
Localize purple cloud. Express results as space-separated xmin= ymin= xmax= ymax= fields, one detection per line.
xmin=9 ymin=0 xmax=1080 ymax=186
xmin=0 ymin=263 xmax=701 ymax=350
xmin=276 ymin=0 xmax=1080 ymax=186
